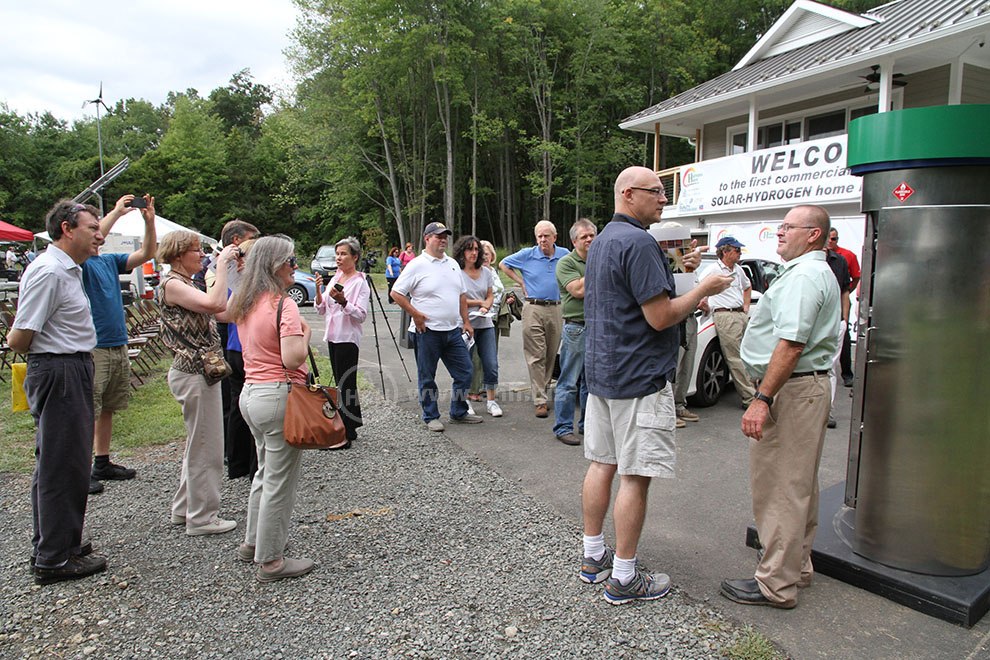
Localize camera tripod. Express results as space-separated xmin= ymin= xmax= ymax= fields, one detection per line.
xmin=364 ymin=272 xmax=412 ymax=396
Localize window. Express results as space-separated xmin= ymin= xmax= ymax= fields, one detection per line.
xmin=805 ymin=110 xmax=845 ymax=140
xmin=731 ymin=132 xmax=747 ymax=155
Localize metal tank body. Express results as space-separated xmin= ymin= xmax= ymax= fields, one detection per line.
xmin=846 ymin=106 xmax=990 ymax=575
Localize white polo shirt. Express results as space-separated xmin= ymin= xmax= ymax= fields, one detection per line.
xmin=700 ymin=258 xmax=751 ymax=310
xmin=392 ymin=251 xmax=466 ymax=332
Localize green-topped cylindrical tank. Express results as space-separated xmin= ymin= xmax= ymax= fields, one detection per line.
xmin=845 ymin=104 xmax=990 ymax=576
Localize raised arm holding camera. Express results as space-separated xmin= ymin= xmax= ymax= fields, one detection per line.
xmin=83 ymin=194 xmax=156 ymax=494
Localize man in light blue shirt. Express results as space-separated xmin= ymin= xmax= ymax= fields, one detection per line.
xmin=500 ymin=221 xmax=569 ymax=417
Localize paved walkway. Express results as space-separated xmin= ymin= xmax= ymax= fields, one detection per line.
xmin=304 ymin=298 xmax=990 ymax=659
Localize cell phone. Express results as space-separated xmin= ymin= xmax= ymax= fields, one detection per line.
xmin=333 ymin=283 xmax=344 ymax=292
xmin=128 ymin=197 xmax=148 ymax=209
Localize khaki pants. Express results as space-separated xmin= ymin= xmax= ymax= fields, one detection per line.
xmin=522 ymin=303 xmax=563 ymax=406
xmin=713 ymin=311 xmax=755 ymax=405
xmin=750 ymin=373 xmax=830 ymax=606
xmin=240 ymin=382 xmax=303 ymax=563
xmin=168 ymin=369 xmax=224 ymax=528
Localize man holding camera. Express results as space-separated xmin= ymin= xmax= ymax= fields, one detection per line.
xmin=82 ymin=195 xmax=157 ymax=493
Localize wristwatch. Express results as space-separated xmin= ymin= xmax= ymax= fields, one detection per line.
xmin=754 ymin=391 xmax=774 ymax=406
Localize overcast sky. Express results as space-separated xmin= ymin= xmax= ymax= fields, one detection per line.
xmin=1 ymin=0 xmax=300 ymax=123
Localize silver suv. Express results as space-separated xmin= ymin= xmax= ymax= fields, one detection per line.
xmin=310 ymin=245 xmax=338 ymax=280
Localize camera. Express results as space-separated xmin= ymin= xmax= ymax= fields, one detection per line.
xmin=127 ymin=196 xmax=148 ymax=209
xmin=361 ymin=252 xmax=378 ymax=272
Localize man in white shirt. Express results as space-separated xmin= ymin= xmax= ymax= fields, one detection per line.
xmin=9 ymin=200 xmax=109 ymax=585
xmin=699 ymin=236 xmax=755 ymax=407
xmin=391 ymin=222 xmax=482 ymax=432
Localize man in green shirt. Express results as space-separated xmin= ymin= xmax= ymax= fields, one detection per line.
xmin=720 ymin=204 xmax=840 ymax=610
xmin=552 ymin=219 xmax=597 ymax=445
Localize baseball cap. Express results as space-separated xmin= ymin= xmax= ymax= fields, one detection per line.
xmin=423 ymin=222 xmax=452 ymax=237
xmin=715 ymin=236 xmax=744 ymax=249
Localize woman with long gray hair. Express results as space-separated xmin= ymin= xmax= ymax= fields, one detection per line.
xmin=226 ymin=236 xmax=317 ymax=582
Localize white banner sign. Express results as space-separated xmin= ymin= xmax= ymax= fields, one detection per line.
xmin=676 ymin=135 xmax=861 ymax=214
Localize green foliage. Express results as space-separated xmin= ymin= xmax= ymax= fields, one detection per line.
xmin=722 ymin=628 xmax=786 ymax=660
xmin=0 ymin=0 xmax=892 ymax=248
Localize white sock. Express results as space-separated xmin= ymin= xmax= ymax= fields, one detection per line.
xmin=583 ymin=534 xmax=605 ymax=560
xmin=612 ymin=555 xmax=637 ymax=584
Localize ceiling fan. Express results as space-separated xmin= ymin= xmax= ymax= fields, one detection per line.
xmin=861 ymin=65 xmax=908 ymax=92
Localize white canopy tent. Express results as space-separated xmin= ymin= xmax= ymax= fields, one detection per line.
xmin=34 ymin=209 xmax=218 ymax=247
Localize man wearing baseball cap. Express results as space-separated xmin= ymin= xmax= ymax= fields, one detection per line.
xmin=391 ymin=223 xmax=482 ymax=432
xmin=698 ymin=236 xmax=755 ymax=407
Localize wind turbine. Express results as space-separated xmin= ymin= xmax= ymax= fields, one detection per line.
xmin=83 ymin=82 xmax=112 ymax=213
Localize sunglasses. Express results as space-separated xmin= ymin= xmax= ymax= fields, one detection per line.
xmin=286 ymin=256 xmax=298 ymax=268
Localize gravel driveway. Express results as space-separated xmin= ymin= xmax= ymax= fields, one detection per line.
xmin=0 ymin=391 xmax=761 ymax=658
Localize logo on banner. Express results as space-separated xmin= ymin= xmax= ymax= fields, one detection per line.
xmin=682 ymin=167 xmax=701 ymax=187
xmin=759 ymin=226 xmax=777 ymax=242
xmin=892 ymin=182 xmax=914 ymax=202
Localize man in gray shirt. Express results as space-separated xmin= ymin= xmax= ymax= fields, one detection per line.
xmin=9 ymin=200 xmax=109 ymax=585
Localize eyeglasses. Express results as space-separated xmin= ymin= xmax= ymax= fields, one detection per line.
xmin=629 ymin=186 xmax=667 ymax=197
xmin=286 ymin=256 xmax=297 ymax=268
xmin=777 ymin=224 xmax=818 ymax=233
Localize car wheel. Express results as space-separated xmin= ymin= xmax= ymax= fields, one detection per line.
xmin=689 ymin=340 xmax=729 ymax=407
xmin=287 ymin=284 xmax=307 ymax=305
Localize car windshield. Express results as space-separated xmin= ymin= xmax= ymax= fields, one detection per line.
xmin=316 ymin=246 xmax=335 ymax=259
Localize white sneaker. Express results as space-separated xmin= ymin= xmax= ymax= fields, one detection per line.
xmin=186 ymin=518 xmax=237 ymax=536
xmin=486 ymin=400 xmax=503 ymax=417
xmin=465 ymin=401 xmax=476 ymax=415
xmin=427 ymin=419 xmax=445 ymax=432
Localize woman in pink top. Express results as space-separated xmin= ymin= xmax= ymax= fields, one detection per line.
xmin=315 ymin=237 xmax=370 ymax=443
xmin=227 ymin=236 xmax=318 ymax=583
xmin=399 ymin=242 xmax=416 ymax=269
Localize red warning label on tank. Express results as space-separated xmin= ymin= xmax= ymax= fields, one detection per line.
xmin=892 ymin=182 xmax=914 ymax=202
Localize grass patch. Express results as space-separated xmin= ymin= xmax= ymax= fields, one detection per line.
xmin=722 ymin=628 xmax=785 ymax=660
xmin=0 ymin=357 xmax=185 ymax=474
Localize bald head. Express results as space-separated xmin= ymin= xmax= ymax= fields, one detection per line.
xmin=614 ymin=166 xmax=667 ymax=224
xmin=792 ymin=205 xmax=831 ymax=249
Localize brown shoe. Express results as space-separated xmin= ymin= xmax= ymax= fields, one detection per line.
xmin=676 ymin=417 xmax=686 ymax=428
xmin=555 ymin=433 xmax=580 ymax=446
xmin=535 ymin=404 xmax=548 ymax=418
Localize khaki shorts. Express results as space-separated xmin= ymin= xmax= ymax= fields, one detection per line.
xmin=583 ymin=385 xmax=677 ymax=478
xmin=93 ymin=346 xmax=131 ymax=416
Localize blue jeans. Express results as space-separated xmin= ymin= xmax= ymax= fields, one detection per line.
xmin=553 ymin=322 xmax=587 ymax=437
xmin=410 ymin=328 xmax=474 ymax=422
xmin=473 ymin=326 xmax=498 ymax=390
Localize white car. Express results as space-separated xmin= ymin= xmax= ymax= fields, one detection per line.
xmin=684 ymin=256 xmax=782 ymax=407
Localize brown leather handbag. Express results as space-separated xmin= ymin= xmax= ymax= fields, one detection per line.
xmin=277 ymin=298 xmax=347 ymax=449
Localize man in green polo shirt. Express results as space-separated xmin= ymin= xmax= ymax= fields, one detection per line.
xmin=552 ymin=218 xmax=597 ymax=445
xmin=720 ymin=204 xmax=840 ymax=610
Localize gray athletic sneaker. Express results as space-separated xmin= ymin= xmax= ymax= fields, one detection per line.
xmin=579 ymin=547 xmax=614 ymax=584
xmin=603 ymin=569 xmax=671 ymax=605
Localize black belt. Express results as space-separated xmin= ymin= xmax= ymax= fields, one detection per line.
xmin=30 ymin=352 xmax=92 ymax=361
xmin=565 ymin=319 xmax=584 ymax=325
xmin=525 ymin=298 xmax=560 ymax=306
xmin=712 ymin=307 xmax=744 ymax=313
xmin=790 ymin=370 xmax=830 ymax=379
xmin=754 ymin=369 xmax=829 ymax=388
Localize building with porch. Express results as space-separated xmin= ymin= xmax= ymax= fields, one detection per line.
xmin=621 ymin=0 xmax=990 ymax=261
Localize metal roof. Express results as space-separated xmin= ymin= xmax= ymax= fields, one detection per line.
xmin=621 ymin=0 xmax=990 ymax=132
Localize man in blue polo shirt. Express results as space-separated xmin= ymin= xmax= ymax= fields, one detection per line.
xmin=500 ymin=221 xmax=569 ymax=418
xmin=578 ymin=166 xmax=731 ymax=605
xmin=82 ymin=195 xmax=156 ymax=493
